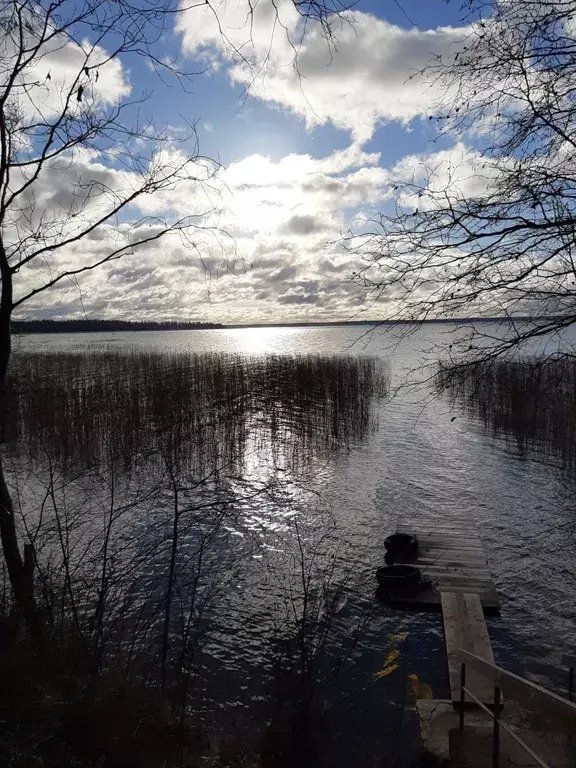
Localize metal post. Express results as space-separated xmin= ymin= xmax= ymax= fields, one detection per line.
xmin=460 ymin=662 xmax=466 ymax=731
xmin=492 ymin=685 xmax=501 ymax=768
xmin=569 ymin=666 xmax=574 ymax=703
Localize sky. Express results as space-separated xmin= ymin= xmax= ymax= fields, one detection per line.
xmin=9 ymin=0 xmax=477 ymax=325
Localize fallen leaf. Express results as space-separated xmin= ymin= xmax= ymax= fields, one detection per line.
xmin=408 ymin=673 xmax=433 ymax=700
xmin=385 ymin=649 xmax=400 ymax=665
xmin=374 ymin=663 xmax=399 ymax=680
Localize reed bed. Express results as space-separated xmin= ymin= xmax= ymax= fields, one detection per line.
xmin=0 ymin=349 xmax=388 ymax=704
xmin=0 ymin=350 xmax=389 ymax=766
xmin=2 ymin=350 xmax=389 ymax=475
xmin=437 ymin=357 xmax=576 ymax=467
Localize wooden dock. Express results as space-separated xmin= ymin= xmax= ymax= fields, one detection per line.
xmin=389 ymin=515 xmax=500 ymax=613
xmin=384 ymin=514 xmax=501 ymax=707
xmin=441 ymin=592 xmax=496 ymax=706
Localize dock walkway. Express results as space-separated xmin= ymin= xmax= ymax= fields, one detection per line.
xmin=389 ymin=516 xmax=576 ymax=766
xmin=389 ymin=515 xmax=499 ymax=706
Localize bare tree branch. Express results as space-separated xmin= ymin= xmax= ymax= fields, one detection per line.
xmin=347 ymin=0 xmax=576 ymax=367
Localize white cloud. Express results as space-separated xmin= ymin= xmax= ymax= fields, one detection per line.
xmin=1 ymin=28 xmax=131 ymax=122
xmin=10 ymin=140 xmax=392 ymax=323
xmin=176 ymin=2 xmax=464 ymax=142
xmin=390 ymin=142 xmax=504 ymax=211
xmin=133 ymin=146 xmax=389 ymax=232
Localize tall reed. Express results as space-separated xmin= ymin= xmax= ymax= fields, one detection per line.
xmin=437 ymin=357 xmax=576 ymax=467
xmin=0 ymin=350 xmax=389 ymax=766
xmin=2 ymin=351 xmax=388 ymax=476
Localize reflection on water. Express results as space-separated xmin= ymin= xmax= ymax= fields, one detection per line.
xmin=4 ymin=350 xmax=388 ymax=474
xmin=218 ymin=326 xmax=310 ymax=354
xmin=8 ymin=323 xmax=576 ymax=762
xmin=435 ymin=353 xmax=576 ymax=689
xmin=438 ymin=357 xmax=576 ymax=469
xmin=3 ymin=344 xmax=402 ymax=764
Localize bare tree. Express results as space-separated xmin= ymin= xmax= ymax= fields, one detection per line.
xmin=349 ymin=0 xmax=576 ymax=371
xmin=0 ymin=0 xmax=352 ymax=640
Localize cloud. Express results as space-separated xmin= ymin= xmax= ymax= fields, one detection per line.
xmin=390 ymin=142 xmax=504 ymax=211
xmin=279 ymin=214 xmax=325 ymax=236
xmin=6 ymin=1 xmax=411 ymax=325
xmin=10 ymin=137 xmax=388 ymax=323
xmin=3 ymin=26 xmax=131 ymax=122
xmin=265 ymin=265 xmax=298 ymax=283
xmin=176 ymin=2 xmax=464 ymax=142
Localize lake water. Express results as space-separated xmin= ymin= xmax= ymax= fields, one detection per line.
xmin=15 ymin=322 xmax=576 ymax=764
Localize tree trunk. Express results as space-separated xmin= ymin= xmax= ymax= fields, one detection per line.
xmin=0 ymin=455 xmax=42 ymax=644
xmin=0 ymin=241 xmax=42 ymax=644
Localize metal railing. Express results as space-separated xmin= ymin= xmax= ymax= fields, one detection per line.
xmin=459 ymin=649 xmax=576 ymax=768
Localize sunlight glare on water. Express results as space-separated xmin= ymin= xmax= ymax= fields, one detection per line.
xmin=20 ymin=321 xmax=576 ymax=724
xmin=218 ymin=325 xmax=311 ymax=354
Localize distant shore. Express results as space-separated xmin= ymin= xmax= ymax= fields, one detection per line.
xmin=11 ymin=316 xmax=545 ymax=333
xmin=11 ymin=319 xmax=225 ymax=333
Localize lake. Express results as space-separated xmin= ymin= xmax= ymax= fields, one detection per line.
xmin=11 ymin=321 xmax=576 ymax=765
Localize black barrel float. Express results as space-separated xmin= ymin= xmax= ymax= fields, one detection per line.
xmin=384 ymin=533 xmax=418 ymax=560
xmin=375 ymin=564 xmax=421 ymax=595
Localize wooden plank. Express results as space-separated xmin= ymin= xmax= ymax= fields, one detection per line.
xmin=421 ymin=565 xmax=494 ymax=577
xmin=415 ymin=550 xmax=488 ymax=559
xmin=397 ymin=523 xmax=481 ymax=534
xmin=430 ymin=581 xmax=495 ymax=592
xmin=401 ymin=537 xmax=483 ymax=547
xmin=396 ymin=535 xmax=479 ymax=544
xmin=404 ymin=545 xmax=485 ymax=555
xmin=398 ymin=522 xmax=479 ymax=532
xmin=423 ymin=561 xmax=491 ymax=569
xmin=464 ymin=594 xmax=495 ymax=665
xmin=414 ymin=532 xmax=483 ymax=539
xmin=441 ymin=592 xmax=465 ymax=701
xmin=460 ymin=650 xmax=576 ymax=727
xmin=398 ymin=524 xmax=476 ymax=533
xmin=402 ymin=535 xmax=484 ymax=547
xmin=442 ymin=592 xmax=496 ymax=706
xmin=415 ymin=563 xmax=491 ymax=572
xmin=417 ymin=545 xmax=486 ymax=554
xmin=434 ymin=582 xmax=495 ymax=592
xmin=418 ymin=563 xmax=490 ymax=570
xmin=385 ymin=587 xmax=500 ymax=613
xmin=417 ymin=548 xmax=487 ymax=559
xmin=413 ymin=553 xmax=490 ymax=565
xmin=396 ymin=517 xmax=478 ymax=526
xmin=417 ymin=544 xmax=484 ymax=551
xmin=402 ymin=531 xmax=483 ymax=542
xmin=399 ymin=519 xmax=481 ymax=529
xmin=418 ymin=564 xmax=492 ymax=574
xmin=442 ymin=590 xmax=500 ymax=607
xmin=423 ymin=569 xmax=494 ymax=582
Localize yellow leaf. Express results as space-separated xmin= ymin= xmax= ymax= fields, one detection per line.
xmin=408 ymin=673 xmax=433 ymax=700
xmin=385 ymin=649 xmax=400 ymax=665
xmin=374 ymin=663 xmax=399 ymax=680
xmin=388 ymin=632 xmax=408 ymax=643
xmin=416 ymin=682 xmax=433 ymax=700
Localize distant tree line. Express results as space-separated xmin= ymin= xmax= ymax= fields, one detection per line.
xmin=11 ymin=319 xmax=224 ymax=333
